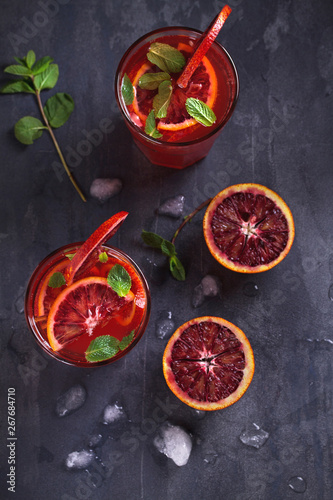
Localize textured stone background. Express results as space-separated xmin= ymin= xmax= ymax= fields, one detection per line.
xmin=1 ymin=0 xmax=333 ymax=499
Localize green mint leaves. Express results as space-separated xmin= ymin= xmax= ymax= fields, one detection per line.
xmin=145 ymin=110 xmax=162 ymax=138
xmin=153 ymin=81 xmax=173 ymax=119
xmin=1 ymin=50 xmax=85 ymax=202
xmin=121 ymin=73 xmax=134 ymax=105
xmin=48 ymin=271 xmax=66 ymax=288
xmin=85 ymin=331 xmax=135 ymax=363
xmin=141 ymin=230 xmax=185 ymax=281
xmin=139 ymin=72 xmax=171 ymax=90
xmin=99 ymin=252 xmax=108 ymax=264
xmin=107 ymin=264 xmax=132 ymax=297
xmin=147 ymin=43 xmax=185 ymax=73
xmin=185 ymin=98 xmax=216 ymax=127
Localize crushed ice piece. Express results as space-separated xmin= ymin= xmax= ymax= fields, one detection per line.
xmin=157 ymin=195 xmax=185 ymax=218
xmin=288 ymin=476 xmax=307 ymax=493
xmin=201 ymin=275 xmax=220 ymax=297
xmin=65 ymin=450 xmax=95 ymax=469
xmin=154 ymin=423 xmax=192 ymax=466
xmin=203 ymin=453 xmax=218 ymax=465
xmin=87 ymin=434 xmax=103 ymax=448
xmin=192 ymin=284 xmax=204 ymax=308
xmin=102 ymin=402 xmax=124 ymax=424
xmin=239 ymin=423 xmax=269 ymax=449
xmin=56 ymin=384 xmax=86 ymax=417
xmin=90 ymin=178 xmax=122 ymax=203
xmin=155 ymin=312 xmax=175 ymax=340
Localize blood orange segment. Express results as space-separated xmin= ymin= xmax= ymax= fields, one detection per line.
xmin=163 ymin=316 xmax=254 ymax=411
xmin=65 ymin=212 xmax=129 ymax=285
xmin=47 ymin=277 xmax=133 ymax=352
xmin=203 ymin=184 xmax=295 ymax=273
xmin=131 ymin=44 xmax=218 ymax=134
xmin=177 ymin=5 xmax=232 ymax=89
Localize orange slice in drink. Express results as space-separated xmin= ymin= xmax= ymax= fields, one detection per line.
xmin=163 ymin=316 xmax=255 ymax=411
xmin=47 ymin=277 xmax=134 ymax=351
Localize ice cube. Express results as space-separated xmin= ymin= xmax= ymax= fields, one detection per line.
xmin=102 ymin=402 xmax=124 ymax=424
xmin=56 ymin=384 xmax=86 ymax=417
xmin=90 ymin=178 xmax=122 ymax=203
xmin=239 ymin=423 xmax=269 ymax=449
xmin=87 ymin=434 xmax=103 ymax=448
xmin=65 ymin=450 xmax=95 ymax=469
xmin=154 ymin=423 xmax=192 ymax=466
xmin=192 ymin=284 xmax=205 ymax=308
xmin=157 ymin=195 xmax=185 ymax=218
xmin=156 ymin=312 xmax=175 ymax=339
xmin=201 ymin=275 xmax=220 ymax=297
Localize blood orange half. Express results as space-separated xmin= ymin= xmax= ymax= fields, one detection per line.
xmin=203 ymin=184 xmax=295 ymax=273
xmin=47 ymin=277 xmax=133 ymax=351
xmin=163 ymin=316 xmax=254 ymax=411
xmin=132 ymin=42 xmax=218 ymax=133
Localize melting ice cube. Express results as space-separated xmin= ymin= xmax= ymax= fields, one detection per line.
xmin=56 ymin=384 xmax=86 ymax=417
xmin=90 ymin=178 xmax=122 ymax=203
xmin=157 ymin=195 xmax=185 ymax=218
xmin=102 ymin=402 xmax=124 ymax=424
xmin=154 ymin=423 xmax=192 ymax=466
xmin=239 ymin=423 xmax=269 ymax=449
xmin=192 ymin=275 xmax=220 ymax=308
xmin=65 ymin=450 xmax=95 ymax=469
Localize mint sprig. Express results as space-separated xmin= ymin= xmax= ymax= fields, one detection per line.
xmin=48 ymin=271 xmax=66 ymax=288
xmin=185 ymin=98 xmax=216 ymax=127
xmin=139 ymin=72 xmax=171 ymax=90
xmin=153 ymin=81 xmax=173 ymax=119
xmin=85 ymin=331 xmax=135 ymax=362
xmin=107 ymin=264 xmax=132 ymax=297
xmin=0 ymin=50 xmax=85 ymax=202
xmin=122 ymin=73 xmax=134 ymax=105
xmin=145 ymin=110 xmax=163 ymax=139
xmin=141 ymin=230 xmax=185 ymax=281
xmin=147 ymin=43 xmax=185 ymax=73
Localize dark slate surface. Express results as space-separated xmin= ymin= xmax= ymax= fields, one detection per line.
xmin=1 ymin=1 xmax=333 ymax=499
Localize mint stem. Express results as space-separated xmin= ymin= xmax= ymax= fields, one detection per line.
xmin=34 ymin=84 xmax=86 ymax=202
xmin=171 ymin=198 xmax=212 ymax=245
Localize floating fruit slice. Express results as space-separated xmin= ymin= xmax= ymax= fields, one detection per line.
xmin=114 ymin=297 xmax=136 ymax=326
xmin=177 ymin=5 xmax=232 ymax=89
xmin=65 ymin=212 xmax=128 ymax=285
xmin=131 ymin=45 xmax=218 ymax=133
xmin=36 ymin=261 xmax=67 ymax=317
xmin=163 ymin=316 xmax=254 ymax=411
xmin=203 ymin=184 xmax=295 ymax=273
xmin=47 ymin=277 xmax=133 ymax=351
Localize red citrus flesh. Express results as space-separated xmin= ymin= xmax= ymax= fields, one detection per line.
xmin=65 ymin=212 xmax=128 ymax=285
xmin=132 ymin=43 xmax=218 ymax=133
xmin=163 ymin=316 xmax=254 ymax=411
xmin=177 ymin=5 xmax=232 ymax=89
xmin=47 ymin=277 xmax=133 ymax=351
xmin=203 ymin=184 xmax=295 ymax=273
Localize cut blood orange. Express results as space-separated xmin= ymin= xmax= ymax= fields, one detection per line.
xmin=47 ymin=277 xmax=133 ymax=351
xmin=163 ymin=316 xmax=254 ymax=411
xmin=65 ymin=212 xmax=128 ymax=285
xmin=132 ymin=43 xmax=218 ymax=133
xmin=203 ymin=184 xmax=295 ymax=273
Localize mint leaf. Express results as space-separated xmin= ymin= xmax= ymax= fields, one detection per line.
xmin=14 ymin=116 xmax=46 ymax=145
xmin=153 ymin=80 xmax=172 ymax=119
xmin=119 ymin=330 xmax=135 ymax=351
xmin=4 ymin=65 xmax=32 ymax=77
xmin=122 ymin=73 xmax=134 ymax=105
xmin=99 ymin=252 xmax=108 ymax=263
xmin=169 ymin=255 xmax=185 ymax=281
xmin=161 ymin=239 xmax=176 ymax=258
xmin=141 ymin=230 xmax=164 ymax=249
xmin=65 ymin=253 xmax=76 ymax=260
xmin=26 ymin=50 xmax=36 ymax=69
xmin=0 ymin=80 xmax=35 ymax=94
xmin=44 ymin=93 xmax=74 ymax=128
xmin=147 ymin=43 xmax=185 ymax=73
xmin=34 ymin=64 xmax=59 ymax=91
xmin=107 ymin=264 xmax=132 ymax=297
xmin=85 ymin=335 xmax=120 ymax=362
xmin=48 ymin=271 xmax=66 ymax=288
xmin=13 ymin=57 xmax=27 ymax=66
xmin=145 ymin=110 xmax=162 ymax=139
xmin=31 ymin=56 xmax=53 ymax=76
xmin=185 ymin=98 xmax=216 ymax=127
xmin=139 ymin=72 xmax=171 ymax=90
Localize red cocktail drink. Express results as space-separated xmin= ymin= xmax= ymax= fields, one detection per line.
xmin=115 ymin=27 xmax=239 ymax=169
xmin=25 ymin=242 xmax=150 ymax=367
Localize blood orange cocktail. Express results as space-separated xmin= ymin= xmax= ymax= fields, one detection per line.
xmin=25 ymin=243 xmax=150 ymax=367
xmin=115 ymin=27 xmax=239 ymax=169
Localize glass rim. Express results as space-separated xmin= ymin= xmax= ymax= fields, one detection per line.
xmin=115 ymin=26 xmax=239 ymax=147
xmin=24 ymin=242 xmax=151 ymax=368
